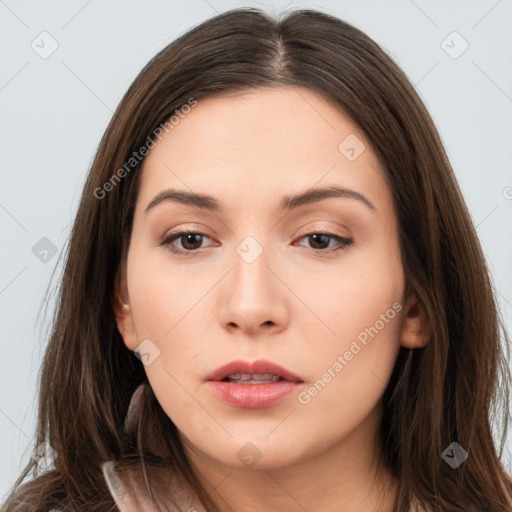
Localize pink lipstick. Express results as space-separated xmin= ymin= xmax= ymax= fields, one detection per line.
xmin=205 ymin=359 xmax=304 ymax=408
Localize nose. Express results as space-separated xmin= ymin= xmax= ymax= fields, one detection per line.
xmin=218 ymin=242 xmax=290 ymax=336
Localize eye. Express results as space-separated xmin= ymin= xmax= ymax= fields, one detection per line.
xmin=159 ymin=230 xmax=215 ymax=254
xmin=159 ymin=230 xmax=353 ymax=255
xmin=294 ymin=232 xmax=353 ymax=252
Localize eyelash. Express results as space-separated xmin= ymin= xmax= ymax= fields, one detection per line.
xmin=159 ymin=229 xmax=354 ymax=255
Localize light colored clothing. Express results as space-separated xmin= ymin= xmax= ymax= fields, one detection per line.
xmin=101 ymin=459 xmax=205 ymax=511
xmin=101 ymin=384 xmax=206 ymax=511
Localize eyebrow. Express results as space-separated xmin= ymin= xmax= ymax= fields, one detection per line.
xmin=144 ymin=185 xmax=376 ymax=214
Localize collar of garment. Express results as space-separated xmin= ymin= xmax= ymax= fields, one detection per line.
xmin=101 ymin=384 xmax=206 ymax=511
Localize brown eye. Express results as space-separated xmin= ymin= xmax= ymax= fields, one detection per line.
xmin=178 ymin=233 xmax=204 ymax=250
xmin=295 ymin=232 xmax=353 ymax=252
xmin=160 ymin=231 xmax=213 ymax=253
xmin=307 ymin=233 xmax=331 ymax=249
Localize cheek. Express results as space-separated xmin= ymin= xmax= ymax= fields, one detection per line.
xmin=291 ymin=237 xmax=404 ymax=341
xmin=297 ymin=268 xmax=403 ymax=383
xmin=125 ymin=247 xmax=215 ymax=405
xmin=126 ymin=243 xmax=212 ymax=340
xmin=294 ymin=293 xmax=402 ymax=444
xmin=126 ymin=253 xmax=211 ymax=430
xmin=292 ymin=242 xmax=404 ymax=414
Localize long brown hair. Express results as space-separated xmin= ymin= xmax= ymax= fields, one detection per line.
xmin=3 ymin=7 xmax=511 ymax=512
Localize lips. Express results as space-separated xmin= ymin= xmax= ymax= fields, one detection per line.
xmin=205 ymin=359 xmax=304 ymax=383
xmin=205 ymin=358 xmax=304 ymax=408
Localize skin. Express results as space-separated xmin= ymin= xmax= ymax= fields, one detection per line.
xmin=114 ymin=86 xmax=428 ymax=512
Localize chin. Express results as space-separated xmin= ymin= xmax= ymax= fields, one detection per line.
xmin=212 ymin=435 xmax=315 ymax=471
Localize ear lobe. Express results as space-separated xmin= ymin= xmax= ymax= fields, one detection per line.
xmin=400 ymin=289 xmax=430 ymax=349
xmin=112 ymin=271 xmax=137 ymax=350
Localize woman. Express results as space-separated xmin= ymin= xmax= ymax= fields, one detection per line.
xmin=3 ymin=7 xmax=511 ymax=512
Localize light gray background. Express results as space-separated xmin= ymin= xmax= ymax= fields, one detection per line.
xmin=1 ymin=0 xmax=511 ymax=499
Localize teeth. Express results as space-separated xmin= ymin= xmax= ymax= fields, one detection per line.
xmin=226 ymin=373 xmax=281 ymax=384
xmin=252 ymin=373 xmax=277 ymax=381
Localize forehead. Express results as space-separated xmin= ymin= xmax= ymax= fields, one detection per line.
xmin=135 ymin=86 xmax=392 ymax=217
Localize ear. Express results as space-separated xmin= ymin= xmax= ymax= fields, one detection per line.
xmin=112 ymin=269 xmax=138 ymax=351
xmin=399 ymin=287 xmax=430 ymax=349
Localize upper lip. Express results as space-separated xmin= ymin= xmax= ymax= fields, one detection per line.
xmin=205 ymin=359 xmax=304 ymax=382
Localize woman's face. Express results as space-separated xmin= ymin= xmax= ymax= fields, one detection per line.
xmin=115 ymin=86 xmax=421 ymax=471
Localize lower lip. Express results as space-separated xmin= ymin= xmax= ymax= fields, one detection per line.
xmin=206 ymin=380 xmax=304 ymax=408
